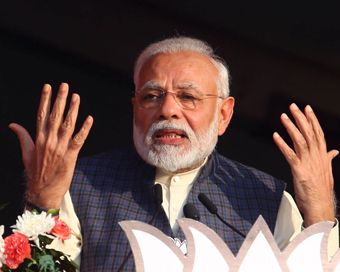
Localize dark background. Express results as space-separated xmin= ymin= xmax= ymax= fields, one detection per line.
xmin=1 ymin=1 xmax=340 ymax=234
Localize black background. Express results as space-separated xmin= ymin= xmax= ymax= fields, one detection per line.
xmin=1 ymin=1 xmax=340 ymax=235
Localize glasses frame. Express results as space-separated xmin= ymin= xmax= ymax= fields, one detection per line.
xmin=134 ymin=89 xmax=225 ymax=110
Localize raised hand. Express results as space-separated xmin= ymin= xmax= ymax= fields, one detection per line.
xmin=273 ymin=103 xmax=338 ymax=227
xmin=9 ymin=83 xmax=93 ymax=210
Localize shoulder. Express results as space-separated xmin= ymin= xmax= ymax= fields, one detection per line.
xmin=72 ymin=147 xmax=155 ymax=186
xmin=77 ymin=147 xmax=136 ymax=165
xmin=75 ymin=147 xmax=147 ymax=172
xmin=209 ymin=150 xmax=286 ymax=192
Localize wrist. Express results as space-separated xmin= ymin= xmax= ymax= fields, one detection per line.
xmin=25 ymin=189 xmax=62 ymax=210
xmin=26 ymin=200 xmax=60 ymax=216
xmin=303 ymin=214 xmax=336 ymax=228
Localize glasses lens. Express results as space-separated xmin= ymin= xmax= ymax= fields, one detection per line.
xmin=176 ymin=90 xmax=199 ymax=110
xmin=136 ymin=89 xmax=200 ymax=110
xmin=136 ymin=89 xmax=164 ymax=108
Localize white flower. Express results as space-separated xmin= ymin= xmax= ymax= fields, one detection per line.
xmin=11 ymin=211 xmax=55 ymax=248
xmin=0 ymin=225 xmax=7 ymax=268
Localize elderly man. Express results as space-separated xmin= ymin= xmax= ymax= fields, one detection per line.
xmin=10 ymin=37 xmax=338 ymax=271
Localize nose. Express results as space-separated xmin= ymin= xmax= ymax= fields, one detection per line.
xmin=156 ymin=92 xmax=182 ymax=120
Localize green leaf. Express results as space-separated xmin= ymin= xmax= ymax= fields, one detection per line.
xmin=70 ymin=259 xmax=80 ymax=270
xmin=49 ymin=248 xmax=64 ymax=258
xmin=30 ymin=256 xmax=39 ymax=265
xmin=47 ymin=208 xmax=60 ymax=216
xmin=31 ymin=247 xmax=39 ymax=260
xmin=0 ymin=202 xmax=9 ymax=211
xmin=30 ymin=209 xmax=39 ymax=215
xmin=38 ymin=234 xmax=54 ymax=248
xmin=55 ymin=260 xmax=77 ymax=272
xmin=1 ymin=264 xmax=11 ymax=272
xmin=10 ymin=258 xmax=38 ymax=272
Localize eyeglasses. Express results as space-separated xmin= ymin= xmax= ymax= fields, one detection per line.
xmin=135 ymin=89 xmax=224 ymax=110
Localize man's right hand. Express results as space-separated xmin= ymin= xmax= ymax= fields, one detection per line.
xmin=9 ymin=83 xmax=93 ymax=210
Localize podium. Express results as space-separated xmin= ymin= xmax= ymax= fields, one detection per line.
xmin=119 ymin=216 xmax=340 ymax=272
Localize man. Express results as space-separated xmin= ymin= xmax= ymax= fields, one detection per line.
xmin=10 ymin=37 xmax=338 ymax=271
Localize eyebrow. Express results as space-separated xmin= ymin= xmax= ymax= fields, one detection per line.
xmin=141 ymin=81 xmax=162 ymax=90
xmin=141 ymin=81 xmax=201 ymax=92
xmin=176 ymin=81 xmax=200 ymax=91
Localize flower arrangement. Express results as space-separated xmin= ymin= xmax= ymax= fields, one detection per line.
xmin=0 ymin=210 xmax=79 ymax=272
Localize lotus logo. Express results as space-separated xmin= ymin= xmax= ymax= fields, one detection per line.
xmin=119 ymin=216 xmax=340 ymax=272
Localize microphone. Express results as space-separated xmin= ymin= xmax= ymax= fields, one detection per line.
xmin=183 ymin=203 xmax=200 ymax=221
xmin=154 ymin=183 xmax=163 ymax=204
xmin=197 ymin=193 xmax=217 ymax=214
xmin=198 ymin=193 xmax=246 ymax=238
xmin=148 ymin=183 xmax=163 ymax=225
xmin=117 ymin=184 xmax=163 ymax=272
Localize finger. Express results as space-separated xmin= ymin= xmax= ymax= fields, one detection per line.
xmin=9 ymin=123 xmax=35 ymax=167
xmin=328 ymin=150 xmax=339 ymax=161
xmin=36 ymin=84 xmax=52 ymax=141
xmin=68 ymin=115 xmax=94 ymax=153
xmin=304 ymin=105 xmax=327 ymax=151
xmin=49 ymin=83 xmax=69 ymax=134
xmin=59 ymin=93 xmax=80 ymax=138
xmin=273 ymin=132 xmax=307 ymax=206
xmin=280 ymin=113 xmax=309 ymax=160
xmin=289 ymin=103 xmax=318 ymax=150
xmin=273 ymin=131 xmax=301 ymax=169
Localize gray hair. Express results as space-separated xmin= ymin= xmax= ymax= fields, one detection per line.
xmin=133 ymin=37 xmax=230 ymax=97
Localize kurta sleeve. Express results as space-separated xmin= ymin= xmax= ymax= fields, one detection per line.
xmin=274 ymin=191 xmax=339 ymax=259
xmin=49 ymin=190 xmax=82 ymax=266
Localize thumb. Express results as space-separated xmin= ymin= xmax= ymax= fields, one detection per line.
xmin=9 ymin=123 xmax=35 ymax=165
xmin=328 ymin=149 xmax=339 ymax=161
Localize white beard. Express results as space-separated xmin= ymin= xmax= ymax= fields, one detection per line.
xmin=133 ymin=111 xmax=219 ymax=173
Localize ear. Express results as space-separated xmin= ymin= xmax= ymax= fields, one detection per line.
xmin=218 ymin=97 xmax=235 ymax=136
xmin=131 ymin=97 xmax=136 ymax=106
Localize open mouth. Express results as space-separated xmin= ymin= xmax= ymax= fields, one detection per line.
xmin=154 ymin=129 xmax=187 ymax=140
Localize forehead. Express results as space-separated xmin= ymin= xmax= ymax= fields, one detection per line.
xmin=136 ymin=51 xmax=219 ymax=91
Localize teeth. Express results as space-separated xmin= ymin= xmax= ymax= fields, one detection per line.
xmin=161 ymin=135 xmax=182 ymax=139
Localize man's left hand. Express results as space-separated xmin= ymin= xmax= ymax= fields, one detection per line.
xmin=273 ymin=103 xmax=338 ymax=227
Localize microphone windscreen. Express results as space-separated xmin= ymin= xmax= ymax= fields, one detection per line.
xmin=183 ymin=203 xmax=200 ymax=221
xmin=153 ymin=184 xmax=163 ymax=204
xmin=198 ymin=193 xmax=218 ymax=214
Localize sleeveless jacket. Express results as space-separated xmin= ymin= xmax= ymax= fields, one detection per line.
xmin=70 ymin=147 xmax=286 ymax=271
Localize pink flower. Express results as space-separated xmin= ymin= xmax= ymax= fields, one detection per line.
xmin=4 ymin=232 xmax=31 ymax=269
xmin=50 ymin=218 xmax=71 ymax=241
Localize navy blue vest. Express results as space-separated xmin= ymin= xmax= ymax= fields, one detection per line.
xmin=70 ymin=148 xmax=285 ymax=271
